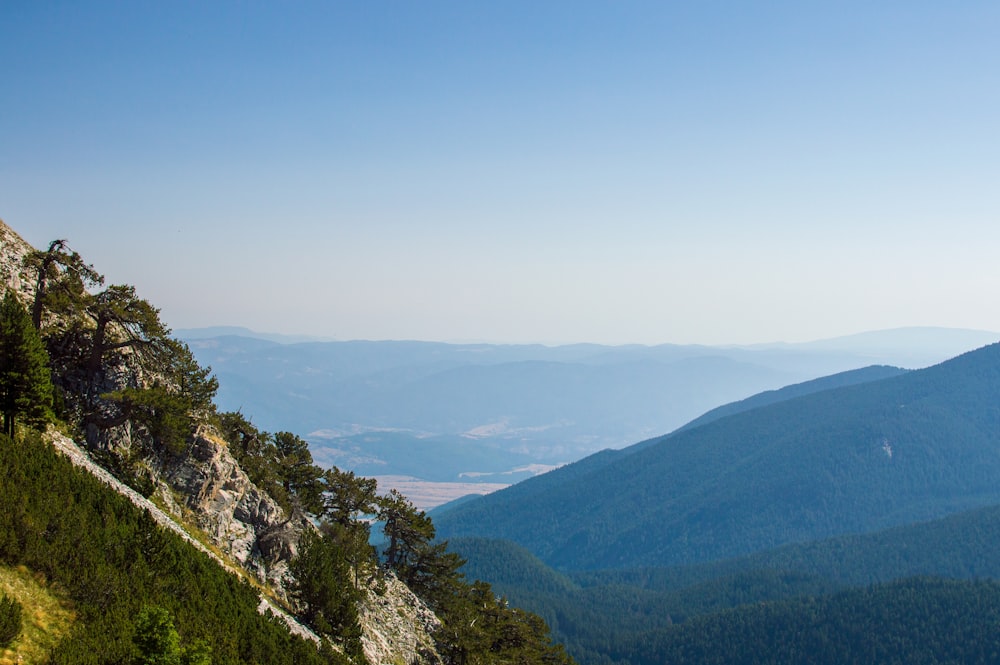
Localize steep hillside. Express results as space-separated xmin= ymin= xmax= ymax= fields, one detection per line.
xmin=575 ymin=501 xmax=1000 ymax=592
xmin=436 ymin=343 xmax=1000 ymax=570
xmin=0 ymin=431 xmax=338 ymax=664
xmin=1 ymin=218 xmax=572 ymax=665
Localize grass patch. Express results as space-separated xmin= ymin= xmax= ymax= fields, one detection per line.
xmin=0 ymin=565 xmax=76 ymax=664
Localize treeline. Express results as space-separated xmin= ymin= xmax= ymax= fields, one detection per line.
xmin=572 ymin=501 xmax=1000 ymax=593
xmin=3 ymin=234 xmax=575 ymax=663
xmin=453 ymin=538 xmax=844 ymax=665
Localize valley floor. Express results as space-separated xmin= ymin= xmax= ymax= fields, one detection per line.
xmin=373 ymin=476 xmax=509 ymax=511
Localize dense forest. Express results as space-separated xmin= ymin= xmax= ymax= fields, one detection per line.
xmin=615 ymin=577 xmax=1000 ymax=665
xmin=0 ymin=225 xmax=573 ymax=664
xmin=454 ymin=501 xmax=1000 ymax=665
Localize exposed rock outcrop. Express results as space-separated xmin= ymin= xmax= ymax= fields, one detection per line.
xmin=0 ymin=220 xmax=36 ymax=303
xmin=161 ymin=426 xmax=305 ymax=593
xmin=360 ymin=575 xmax=443 ymax=665
xmin=159 ymin=427 xmax=445 ymax=663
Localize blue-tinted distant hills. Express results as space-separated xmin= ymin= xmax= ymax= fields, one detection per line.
xmin=181 ymin=327 xmax=997 ymax=487
xmin=434 ymin=341 xmax=1000 ymax=570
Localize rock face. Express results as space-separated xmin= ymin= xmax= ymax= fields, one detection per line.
xmin=0 ymin=220 xmax=36 ymax=303
xmin=359 ymin=575 xmax=443 ymax=665
xmin=160 ymin=429 xmax=445 ymax=663
xmin=161 ymin=426 xmax=305 ymax=593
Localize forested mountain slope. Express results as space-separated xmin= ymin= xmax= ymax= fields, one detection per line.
xmin=615 ymin=577 xmax=1000 ymax=665
xmin=453 ymin=499 xmax=1000 ymax=665
xmin=0 ymin=431 xmax=337 ymax=664
xmin=436 ymin=342 xmax=1000 ymax=570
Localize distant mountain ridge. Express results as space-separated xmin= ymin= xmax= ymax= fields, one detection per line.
xmin=435 ymin=342 xmax=1000 ymax=570
xmin=183 ymin=328 xmax=997 ymax=498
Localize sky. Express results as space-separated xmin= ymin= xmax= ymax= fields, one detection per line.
xmin=2 ymin=2 xmax=999 ymax=346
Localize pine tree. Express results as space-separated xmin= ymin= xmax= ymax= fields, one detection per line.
xmin=0 ymin=291 xmax=54 ymax=437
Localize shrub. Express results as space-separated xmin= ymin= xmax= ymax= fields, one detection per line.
xmin=0 ymin=593 xmax=23 ymax=647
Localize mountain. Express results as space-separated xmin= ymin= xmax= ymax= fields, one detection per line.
xmin=672 ymin=364 xmax=909 ymax=434
xmin=435 ymin=343 xmax=1000 ymax=570
xmin=175 ymin=326 xmax=338 ymax=344
xmin=183 ymin=330 xmax=995 ymax=501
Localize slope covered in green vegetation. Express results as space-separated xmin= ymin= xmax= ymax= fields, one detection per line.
xmin=668 ymin=364 xmax=908 ymax=436
xmin=0 ymin=431 xmax=341 ymax=664
xmin=454 ymin=495 xmax=1000 ymax=664
xmin=615 ymin=577 xmax=1000 ymax=665
xmin=452 ymin=498 xmax=1000 ymax=665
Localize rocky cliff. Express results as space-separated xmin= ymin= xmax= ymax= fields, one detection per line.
xmin=0 ymin=218 xmax=442 ymax=665
xmin=158 ymin=426 xmax=304 ymax=593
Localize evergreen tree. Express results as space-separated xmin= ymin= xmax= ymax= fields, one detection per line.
xmin=133 ymin=606 xmax=182 ymax=665
xmin=0 ymin=291 xmax=54 ymax=437
xmin=378 ymin=489 xmax=435 ymax=573
xmin=0 ymin=593 xmax=22 ymax=648
xmin=132 ymin=606 xmax=214 ymax=665
xmin=323 ymin=467 xmax=379 ymax=528
xmin=23 ymin=238 xmax=103 ymax=331
xmin=273 ymin=431 xmax=325 ymax=512
xmin=84 ymin=284 xmax=173 ymax=393
xmin=288 ymin=530 xmax=364 ymax=659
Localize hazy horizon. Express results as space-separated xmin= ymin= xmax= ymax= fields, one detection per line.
xmin=5 ymin=3 xmax=1000 ymax=346
xmin=174 ymin=323 xmax=1000 ymax=350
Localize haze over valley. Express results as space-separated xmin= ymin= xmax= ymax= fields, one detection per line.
xmin=183 ymin=326 xmax=997 ymax=509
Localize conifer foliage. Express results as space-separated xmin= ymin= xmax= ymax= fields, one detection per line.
xmin=0 ymin=593 xmax=22 ymax=648
xmin=0 ymin=292 xmax=54 ymax=437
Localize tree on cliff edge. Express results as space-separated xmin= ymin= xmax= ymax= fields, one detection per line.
xmin=0 ymin=292 xmax=54 ymax=437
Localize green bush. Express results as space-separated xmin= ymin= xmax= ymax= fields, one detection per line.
xmin=0 ymin=593 xmax=23 ymax=648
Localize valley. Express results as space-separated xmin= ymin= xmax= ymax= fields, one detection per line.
xmin=182 ymin=327 xmax=997 ymax=509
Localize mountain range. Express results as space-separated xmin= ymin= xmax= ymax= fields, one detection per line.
xmin=434 ymin=342 xmax=1000 ymax=570
xmin=182 ymin=327 xmax=998 ymax=507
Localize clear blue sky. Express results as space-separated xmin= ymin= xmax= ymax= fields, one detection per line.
xmin=3 ymin=2 xmax=999 ymax=345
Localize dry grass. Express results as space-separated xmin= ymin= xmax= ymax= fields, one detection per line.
xmin=0 ymin=565 xmax=76 ymax=665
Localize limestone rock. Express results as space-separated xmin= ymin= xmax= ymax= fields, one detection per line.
xmin=163 ymin=427 xmax=303 ymax=592
xmin=359 ymin=574 xmax=443 ymax=665
xmin=0 ymin=220 xmax=37 ymax=304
